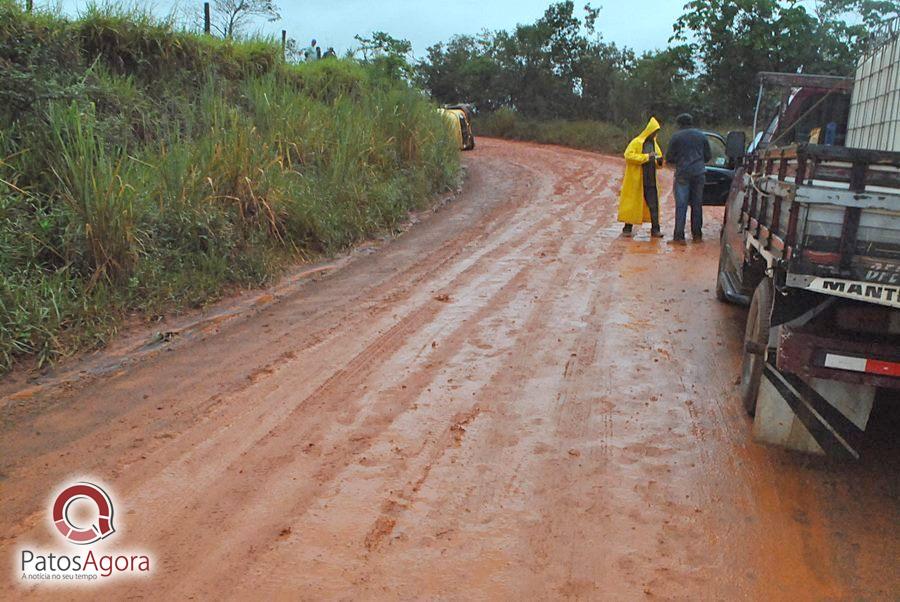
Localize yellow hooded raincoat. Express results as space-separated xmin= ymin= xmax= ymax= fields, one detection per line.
xmin=617 ymin=117 xmax=662 ymax=225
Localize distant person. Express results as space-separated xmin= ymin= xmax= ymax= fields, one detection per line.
xmin=665 ymin=113 xmax=711 ymax=243
xmin=303 ymin=39 xmax=318 ymax=62
xmin=617 ymin=117 xmax=664 ymax=238
xmin=824 ymin=121 xmax=838 ymax=145
xmin=322 ymin=47 xmax=337 ymax=59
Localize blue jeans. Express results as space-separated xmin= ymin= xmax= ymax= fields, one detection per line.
xmin=674 ymin=174 xmax=705 ymax=239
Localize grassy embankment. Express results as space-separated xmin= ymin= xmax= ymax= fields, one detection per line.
xmin=0 ymin=2 xmax=459 ymax=372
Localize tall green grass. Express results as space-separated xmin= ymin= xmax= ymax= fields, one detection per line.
xmin=476 ymin=108 xmax=636 ymax=154
xmin=477 ymin=107 xmax=746 ymax=155
xmin=0 ymin=1 xmax=459 ymax=372
xmin=48 ymin=102 xmax=140 ymax=281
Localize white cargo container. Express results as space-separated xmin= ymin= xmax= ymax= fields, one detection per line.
xmin=847 ymin=20 xmax=900 ymax=151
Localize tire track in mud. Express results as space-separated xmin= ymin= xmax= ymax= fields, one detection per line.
xmin=0 ymin=142 xmax=564 ymax=595
xmin=609 ymin=237 xmax=761 ymax=595
xmin=2 ymin=139 xmax=896 ymax=601
xmin=216 ymin=154 xmax=615 ymax=594
xmin=134 ymin=149 xmax=624 ymax=596
xmin=0 ymin=155 xmax=528 ymax=488
xmin=213 ymin=151 xmax=621 ymax=599
xmin=319 ymin=191 xmax=626 ymax=598
xmin=74 ymin=146 xmax=618 ymax=598
xmin=0 ymin=149 xmax=571 ymax=539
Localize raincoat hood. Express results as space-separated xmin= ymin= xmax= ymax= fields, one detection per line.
xmin=636 ymin=117 xmax=661 ymax=143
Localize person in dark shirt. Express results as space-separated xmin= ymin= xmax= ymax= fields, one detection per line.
xmin=639 ymin=130 xmax=662 ymax=237
xmin=665 ymin=113 xmax=711 ymax=242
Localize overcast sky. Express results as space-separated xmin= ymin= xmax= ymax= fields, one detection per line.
xmin=55 ymin=0 xmax=688 ymax=57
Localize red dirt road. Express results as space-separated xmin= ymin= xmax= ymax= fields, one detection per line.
xmin=1 ymin=139 xmax=898 ymax=600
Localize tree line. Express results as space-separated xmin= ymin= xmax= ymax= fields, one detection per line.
xmin=416 ymin=0 xmax=899 ymax=125
xmin=175 ymin=0 xmax=899 ymax=125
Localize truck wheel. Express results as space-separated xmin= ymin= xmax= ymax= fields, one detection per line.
xmin=740 ymin=278 xmax=773 ymax=416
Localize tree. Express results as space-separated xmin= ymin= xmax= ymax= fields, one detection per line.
xmin=354 ymin=32 xmax=415 ymax=80
xmin=816 ymin=0 xmax=900 ymax=30
xmin=416 ymin=2 xmax=635 ymax=120
xmin=814 ymin=0 xmax=900 ymax=61
xmin=417 ymin=0 xmax=896 ymax=126
xmin=418 ymin=34 xmax=509 ymax=111
xmin=210 ymin=0 xmax=281 ymax=39
xmin=672 ymin=0 xmax=900 ymax=121
xmin=611 ymin=46 xmax=698 ymax=123
xmin=418 ymin=2 xmax=631 ymax=120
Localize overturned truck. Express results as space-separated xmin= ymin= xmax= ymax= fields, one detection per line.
xmin=716 ymin=31 xmax=900 ymax=458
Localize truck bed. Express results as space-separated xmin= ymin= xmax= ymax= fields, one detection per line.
xmin=739 ymin=144 xmax=900 ymax=305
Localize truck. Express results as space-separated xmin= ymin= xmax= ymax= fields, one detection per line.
xmin=715 ymin=33 xmax=900 ymax=458
xmin=439 ymin=104 xmax=476 ymax=151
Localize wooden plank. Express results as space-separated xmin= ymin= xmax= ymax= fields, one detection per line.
xmin=850 ymin=163 xmax=866 ymax=192
xmin=839 ymin=207 xmax=863 ymax=271
xmin=771 ymin=235 xmax=785 ymax=251
xmin=772 ymin=197 xmax=783 ymax=237
xmin=796 ymin=155 xmax=808 ymax=186
xmin=756 ymin=144 xmax=900 ymax=168
xmin=756 ymin=72 xmax=855 ymax=91
xmin=785 ymin=204 xmax=800 ymax=249
xmin=810 ymin=165 xmax=900 ymax=189
xmin=801 ymin=144 xmax=900 ymax=166
xmin=794 ymin=188 xmax=900 ymax=211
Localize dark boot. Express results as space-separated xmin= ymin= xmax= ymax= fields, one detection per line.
xmin=651 ymin=225 xmax=663 ymax=238
xmin=622 ymin=224 xmax=633 ymax=237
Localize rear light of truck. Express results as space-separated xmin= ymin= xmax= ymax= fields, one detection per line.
xmin=823 ymin=353 xmax=900 ymax=378
xmin=802 ymin=249 xmax=841 ymax=265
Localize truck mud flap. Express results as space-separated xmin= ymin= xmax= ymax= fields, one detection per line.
xmin=754 ymin=359 xmax=869 ymax=459
xmin=718 ymin=269 xmax=750 ymax=305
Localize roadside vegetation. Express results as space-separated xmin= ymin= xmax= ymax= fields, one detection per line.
xmin=0 ymin=1 xmax=459 ymax=372
xmin=476 ymin=108 xmax=666 ymax=155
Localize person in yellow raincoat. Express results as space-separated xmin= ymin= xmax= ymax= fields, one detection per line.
xmin=617 ymin=117 xmax=664 ymax=238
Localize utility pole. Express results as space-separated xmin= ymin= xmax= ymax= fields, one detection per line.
xmin=203 ymin=2 xmax=211 ymax=35
xmin=282 ymin=30 xmax=287 ymax=59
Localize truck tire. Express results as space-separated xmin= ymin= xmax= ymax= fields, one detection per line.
xmin=740 ymin=278 xmax=773 ymax=416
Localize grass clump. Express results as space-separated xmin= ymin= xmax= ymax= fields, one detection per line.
xmin=475 ymin=108 xmax=638 ymax=155
xmin=0 ymin=1 xmax=459 ymax=372
xmin=480 ymin=107 xmax=703 ymax=154
xmin=477 ymin=108 xmax=750 ymax=155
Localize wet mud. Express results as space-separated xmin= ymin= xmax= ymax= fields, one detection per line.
xmin=1 ymin=139 xmax=897 ymax=600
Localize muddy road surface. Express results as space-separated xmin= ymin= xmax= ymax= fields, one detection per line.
xmin=1 ymin=139 xmax=898 ymax=600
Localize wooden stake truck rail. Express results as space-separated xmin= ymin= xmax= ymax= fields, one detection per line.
xmin=717 ymin=142 xmax=900 ymax=458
